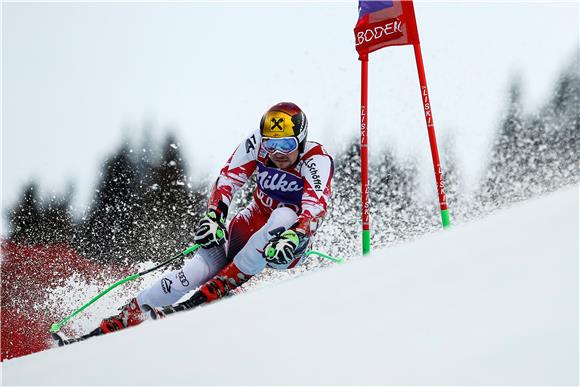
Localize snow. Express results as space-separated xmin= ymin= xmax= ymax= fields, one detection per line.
xmin=2 ymin=186 xmax=578 ymax=385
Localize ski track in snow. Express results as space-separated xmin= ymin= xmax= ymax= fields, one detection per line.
xmin=2 ymin=185 xmax=578 ymax=386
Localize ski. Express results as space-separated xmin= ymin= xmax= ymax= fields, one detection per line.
xmin=51 ymin=292 xmax=212 ymax=346
xmin=155 ymin=291 xmax=209 ymax=318
xmin=51 ymin=328 xmax=105 ymax=347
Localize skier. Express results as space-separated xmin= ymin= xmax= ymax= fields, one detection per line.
xmin=96 ymin=102 xmax=334 ymax=333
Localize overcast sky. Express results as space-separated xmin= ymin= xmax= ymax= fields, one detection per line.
xmin=2 ymin=1 xmax=578 ymax=236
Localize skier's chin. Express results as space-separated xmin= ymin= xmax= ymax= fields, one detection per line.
xmin=270 ymin=150 xmax=298 ymax=169
xmin=272 ymin=159 xmax=292 ymax=169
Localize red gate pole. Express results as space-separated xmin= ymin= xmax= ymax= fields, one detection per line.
xmin=412 ymin=43 xmax=450 ymax=228
xmin=360 ymin=55 xmax=371 ymax=253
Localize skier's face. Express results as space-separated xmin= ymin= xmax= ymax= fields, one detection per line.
xmin=269 ymin=149 xmax=299 ymax=169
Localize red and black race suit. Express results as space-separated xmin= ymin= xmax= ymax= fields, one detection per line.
xmin=208 ymin=129 xmax=333 ymax=238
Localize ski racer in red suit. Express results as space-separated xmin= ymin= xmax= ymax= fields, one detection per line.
xmin=97 ymin=102 xmax=334 ymax=333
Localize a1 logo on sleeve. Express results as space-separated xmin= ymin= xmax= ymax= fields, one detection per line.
xmin=245 ymin=134 xmax=258 ymax=153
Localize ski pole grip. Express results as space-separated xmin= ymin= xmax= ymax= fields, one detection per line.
xmin=182 ymin=244 xmax=201 ymax=256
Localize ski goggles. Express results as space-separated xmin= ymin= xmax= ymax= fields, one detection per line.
xmin=262 ymin=137 xmax=299 ymax=154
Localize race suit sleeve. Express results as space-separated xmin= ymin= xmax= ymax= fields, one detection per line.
xmin=208 ymin=131 xmax=261 ymax=215
xmin=294 ymin=151 xmax=334 ymax=237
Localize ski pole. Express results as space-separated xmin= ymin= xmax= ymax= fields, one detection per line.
xmin=305 ymin=250 xmax=345 ymax=264
xmin=49 ymin=246 xmax=343 ymax=333
xmin=49 ymin=244 xmax=201 ymax=333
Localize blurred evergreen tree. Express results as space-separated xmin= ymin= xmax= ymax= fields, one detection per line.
xmin=8 ymin=183 xmax=42 ymax=244
xmin=477 ymin=79 xmax=526 ymax=209
xmin=8 ymin=183 xmax=75 ymax=245
xmin=370 ymin=149 xmax=425 ymax=246
xmin=331 ymin=137 xmax=361 ymax=204
xmin=371 ymin=148 xmax=417 ymax=213
xmin=40 ymin=188 xmax=74 ymax=244
xmin=141 ymin=134 xmax=201 ymax=260
xmin=477 ymin=53 xmax=579 ymax=211
xmin=540 ymin=54 xmax=580 ymax=188
xmin=77 ymin=145 xmax=140 ymax=263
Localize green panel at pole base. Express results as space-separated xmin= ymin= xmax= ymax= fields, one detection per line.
xmin=362 ymin=230 xmax=370 ymax=255
xmin=441 ymin=209 xmax=451 ymax=228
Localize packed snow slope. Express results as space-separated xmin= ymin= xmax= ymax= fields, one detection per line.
xmin=2 ymin=186 xmax=578 ymax=386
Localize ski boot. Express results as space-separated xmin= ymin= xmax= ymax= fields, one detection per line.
xmin=99 ymin=298 xmax=162 ymax=333
xmin=160 ymin=263 xmax=252 ymax=316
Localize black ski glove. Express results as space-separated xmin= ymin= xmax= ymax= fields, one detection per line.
xmin=194 ymin=210 xmax=227 ymax=248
